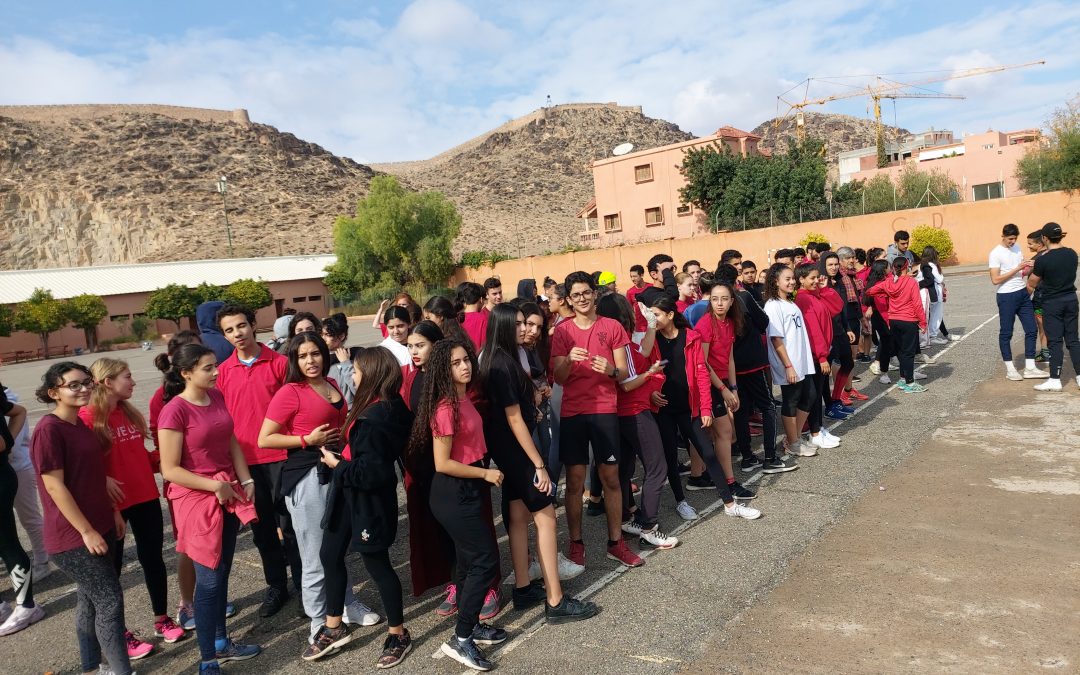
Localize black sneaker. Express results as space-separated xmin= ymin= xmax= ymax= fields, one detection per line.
xmin=677 ymin=462 xmax=691 ymax=476
xmin=440 ymin=637 xmax=493 ymax=671
xmin=740 ymin=455 xmax=764 ymax=472
xmin=259 ymin=586 xmax=288 ymax=618
xmin=731 ymin=482 xmax=756 ymax=500
xmin=511 ymin=580 xmax=547 ymax=611
xmin=762 ymin=458 xmax=799 ymax=474
xmin=585 ymin=500 xmax=605 ymax=517
xmin=686 ymin=475 xmax=715 ymax=491
xmin=470 ymin=623 xmax=507 ymax=645
xmin=545 ymin=596 xmax=599 ymax=625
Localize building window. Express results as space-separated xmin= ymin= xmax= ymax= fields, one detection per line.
xmin=634 ymin=164 xmax=653 ymax=183
xmin=308 ymin=296 xmax=322 ymax=302
xmin=603 ymin=214 xmax=621 ymax=232
xmin=292 ymin=297 xmax=306 ymax=303
xmin=645 ymin=207 xmax=664 ymax=227
xmin=676 ymin=205 xmax=692 ymax=216
xmin=109 ymin=314 xmax=131 ymax=322
xmin=972 ymin=182 xmax=1004 ymax=201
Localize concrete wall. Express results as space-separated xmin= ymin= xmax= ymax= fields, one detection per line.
xmin=454 ymin=190 xmax=1080 ymax=292
xmin=0 ymin=104 xmax=250 ymax=126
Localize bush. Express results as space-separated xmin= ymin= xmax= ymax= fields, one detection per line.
xmin=459 ymin=250 xmax=512 ymax=268
xmin=799 ymin=231 xmax=829 ymax=247
xmin=910 ymin=225 xmax=955 ymax=263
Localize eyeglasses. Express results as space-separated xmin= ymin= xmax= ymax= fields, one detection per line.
xmin=59 ymin=379 xmax=96 ymax=392
xmin=569 ymin=290 xmax=595 ymax=301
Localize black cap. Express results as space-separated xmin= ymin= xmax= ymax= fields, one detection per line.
xmin=1041 ymin=222 xmax=1066 ymax=239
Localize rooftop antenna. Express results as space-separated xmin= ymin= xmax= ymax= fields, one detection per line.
xmin=612 ymin=142 xmax=634 ymax=156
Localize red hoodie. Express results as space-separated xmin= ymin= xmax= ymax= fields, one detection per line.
xmin=866 ymin=274 xmax=927 ymax=328
xmin=683 ymin=328 xmax=713 ymax=419
xmin=794 ymin=287 xmax=844 ymax=362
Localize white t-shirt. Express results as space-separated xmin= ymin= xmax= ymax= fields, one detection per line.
xmin=764 ymin=299 xmax=815 ymax=385
xmin=379 ymin=336 xmax=411 ymax=366
xmin=988 ymin=244 xmax=1026 ymax=293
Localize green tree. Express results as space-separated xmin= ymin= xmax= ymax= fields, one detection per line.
xmin=130 ymin=315 xmax=152 ymax=341
xmin=862 ymin=174 xmax=896 ymax=213
xmin=322 ymin=265 xmax=358 ymax=300
xmin=679 ymin=142 xmax=740 ymax=227
xmin=329 ymin=175 xmax=462 ymax=290
xmin=1017 ymin=93 xmax=1080 ymax=193
xmin=191 ymin=282 xmax=225 ymax=305
xmin=222 ymin=278 xmax=273 ymax=311
xmin=0 ymin=305 xmax=13 ymax=338
xmin=145 ymin=284 xmax=197 ymax=331
xmin=895 ymin=164 xmax=960 ymax=208
xmin=14 ymin=288 xmax=70 ymax=355
xmin=66 ymin=293 xmax=109 ymax=352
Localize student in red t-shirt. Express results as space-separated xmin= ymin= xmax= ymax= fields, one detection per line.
xmin=258 ymin=333 xmax=381 ymax=659
xmin=214 ymin=304 xmax=299 ymax=618
xmin=550 ymin=271 xmax=641 ymax=569
xmin=456 ymin=282 xmax=489 ymax=352
xmin=793 ymin=264 xmax=843 ymax=450
xmin=33 ymin=362 xmax=128 ymax=673
xmin=82 ymin=358 xmax=184 ymax=655
xmin=407 ymin=339 xmax=506 ymax=672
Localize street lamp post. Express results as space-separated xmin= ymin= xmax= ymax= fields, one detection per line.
xmin=216 ymin=176 xmax=234 ymax=257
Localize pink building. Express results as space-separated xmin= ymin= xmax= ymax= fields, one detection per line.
xmin=578 ymin=126 xmax=768 ymax=246
xmin=844 ymin=129 xmax=1040 ymax=202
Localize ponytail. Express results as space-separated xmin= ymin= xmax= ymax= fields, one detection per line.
xmin=162 ymin=344 xmax=214 ymax=402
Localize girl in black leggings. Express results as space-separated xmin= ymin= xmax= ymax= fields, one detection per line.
xmin=317 ymin=346 xmax=415 ymax=668
xmin=0 ymin=388 xmax=35 ymax=637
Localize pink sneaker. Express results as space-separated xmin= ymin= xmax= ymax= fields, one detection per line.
xmin=154 ymin=617 xmax=187 ymax=643
xmin=435 ymin=584 xmax=457 ymax=616
xmin=567 ymin=540 xmax=585 ymax=567
xmin=125 ymin=630 xmax=154 ymax=660
xmin=479 ymin=588 xmax=501 ymax=621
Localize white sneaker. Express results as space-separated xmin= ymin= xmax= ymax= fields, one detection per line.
xmin=929 ymin=337 xmax=948 ymax=345
xmin=343 ymin=600 xmax=382 ymax=627
xmin=621 ymin=519 xmax=644 ymax=537
xmin=787 ymin=440 xmax=818 ymax=457
xmin=1034 ymin=378 xmax=1062 ymax=392
xmin=0 ymin=602 xmax=11 ymax=625
xmin=810 ymin=433 xmax=840 ymax=450
xmin=879 ymin=374 xmax=892 ymax=384
xmin=676 ymin=500 xmax=699 ymax=521
xmin=913 ymin=371 xmax=927 ymax=381
xmin=506 ymin=558 xmax=542 ymax=587
xmin=1023 ymin=367 xmax=1050 ymax=379
xmin=724 ymin=502 xmax=762 ymax=520
xmin=948 ymin=334 xmax=961 ymax=341
xmin=1075 ymin=375 xmax=1080 ymax=389
xmin=869 ymin=362 xmax=881 ymax=375
xmin=915 ymin=353 xmax=936 ymax=364
xmin=0 ymin=604 xmax=45 ymax=636
xmin=557 ymin=552 xmax=585 ymax=581
xmin=32 ymin=562 xmax=53 ymax=582
xmin=639 ymin=527 xmax=679 ymax=550
xmin=890 ymin=357 xmax=899 ymax=367
xmin=1005 ymin=368 xmax=1023 ymax=381
xmin=821 ymin=428 xmax=842 ymax=444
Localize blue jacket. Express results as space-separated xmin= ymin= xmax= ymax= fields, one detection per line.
xmin=195 ymin=301 xmax=234 ymax=364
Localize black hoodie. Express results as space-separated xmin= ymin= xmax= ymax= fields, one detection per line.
xmin=516 ymin=278 xmax=538 ymax=302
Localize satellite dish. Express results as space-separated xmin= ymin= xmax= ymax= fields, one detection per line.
xmin=612 ymin=142 xmax=634 ymax=156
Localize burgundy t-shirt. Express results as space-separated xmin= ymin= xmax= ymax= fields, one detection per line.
xmin=32 ymin=414 xmax=115 ymax=555
xmin=157 ymin=388 xmax=234 ymax=477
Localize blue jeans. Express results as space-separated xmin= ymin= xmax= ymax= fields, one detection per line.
xmin=996 ymin=289 xmax=1037 ymax=360
xmin=193 ymin=511 xmax=239 ymax=661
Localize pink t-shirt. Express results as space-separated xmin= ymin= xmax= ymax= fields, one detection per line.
xmin=462 ymin=311 xmax=488 ymax=351
xmin=264 ymin=380 xmax=347 ymax=439
xmin=550 ymin=316 xmax=631 ymax=417
xmin=157 ymin=388 xmax=235 ymax=477
xmin=431 ymin=397 xmax=486 ymax=465
xmin=694 ymin=314 xmax=736 ymax=379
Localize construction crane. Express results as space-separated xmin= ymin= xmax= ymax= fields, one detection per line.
xmin=776 ymin=60 xmax=1046 ymax=165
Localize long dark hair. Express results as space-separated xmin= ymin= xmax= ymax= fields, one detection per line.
xmin=405 ymin=338 xmax=477 ymax=473
xmin=342 ymin=346 xmax=403 ymax=439
xmin=422 ymin=295 xmax=467 ymax=343
xmin=648 ymin=294 xmax=689 ymax=330
xmin=155 ymin=330 xmax=201 ymax=373
xmin=410 ymin=319 xmax=445 ymax=344
xmin=478 ymin=304 xmax=535 ymax=403
xmin=765 ymin=262 xmax=792 ymax=301
xmin=162 ymin=344 xmax=215 ymax=402
xmin=920 ymin=246 xmax=939 ymax=265
xmin=596 ymin=293 xmax=634 ymax=334
xmin=35 ymin=362 xmax=93 ymax=404
xmin=708 ymin=281 xmax=746 ymax=338
xmin=289 ymin=311 xmax=322 ymax=338
xmin=862 ymin=259 xmax=890 ymax=307
xmin=285 ymin=332 xmax=331 ymax=384
xmin=382 ymin=305 xmax=411 ymax=327
xmin=454 ymin=282 xmax=485 ymax=321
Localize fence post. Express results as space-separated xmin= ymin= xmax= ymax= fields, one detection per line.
xmin=892 ymin=183 xmax=897 ymax=211
xmin=799 ymin=205 xmax=803 ymax=222
xmin=770 ymin=206 xmax=774 ymax=227
xmin=829 ymin=199 xmax=833 ymax=220
xmin=862 ymin=192 xmax=866 ymax=215
xmin=742 ymin=213 xmax=746 ymax=230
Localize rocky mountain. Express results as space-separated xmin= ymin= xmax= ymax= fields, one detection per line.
xmin=372 ymin=103 xmax=694 ymax=257
xmin=752 ymin=111 xmax=909 ymax=163
xmin=0 ymin=108 xmax=375 ymax=270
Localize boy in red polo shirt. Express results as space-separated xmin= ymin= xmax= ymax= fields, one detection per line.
xmin=215 ymin=304 xmax=299 ymax=617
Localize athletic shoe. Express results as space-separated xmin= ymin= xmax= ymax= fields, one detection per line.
xmin=949 ymin=334 xmax=961 ymax=342
xmin=0 ymin=602 xmax=11 ymax=626
xmin=639 ymin=526 xmax=679 ymax=549
xmin=125 ymin=631 xmax=154 ymax=660
xmin=686 ymin=474 xmax=715 ymax=491
xmin=913 ymin=371 xmax=927 ymax=380
xmin=566 ymin=540 xmax=585 ymax=567
xmin=1005 ymin=368 xmax=1023 ymax=381
xmin=545 ymin=596 xmax=599 ymax=624
xmin=344 ymin=600 xmax=382 ymax=627
xmin=879 ymin=374 xmax=892 ymax=384
xmin=1075 ymin=375 xmax=1080 ymax=389
xmin=740 ymin=455 xmax=764 ymax=472
xmin=1023 ymin=367 xmax=1050 ymax=379
xmin=676 ymin=500 xmax=699 ymax=521
xmin=762 ymin=458 xmax=799 ymax=474
xmin=585 ymin=500 xmax=605 ymax=517
xmin=621 ymin=518 xmax=645 ymax=536
xmin=850 ymin=373 xmax=861 ymax=383
xmin=750 ymin=426 xmax=763 ymax=437
xmin=631 ymin=482 xmax=640 ymax=495
xmin=906 ymin=382 xmax=928 ymax=393
xmin=810 ymin=433 xmax=839 ymax=450
xmin=915 ymin=353 xmax=936 ymax=364
xmin=723 ymin=502 xmax=762 ymax=520
xmin=225 ymin=601 xmax=236 ymax=619
xmin=557 ymin=552 xmax=585 ymax=580
xmin=435 ymin=584 xmax=458 ymax=616
xmin=836 ymin=402 xmax=856 ymax=415
xmin=507 ymin=558 xmax=542 ymax=586
xmin=896 ymin=381 xmax=914 ymax=393
xmin=198 ymin=663 xmax=221 ymax=674
xmin=1034 ymin=378 xmax=1063 ymax=392
xmin=869 ymin=361 xmax=881 ymax=375
xmin=729 ymin=482 xmax=755 ymax=500
xmin=511 ymin=580 xmax=547 ymax=611
xmin=259 ymin=587 xmax=288 ymax=618
xmin=1034 ymin=351 xmax=1047 ymax=363
xmin=471 ymin=623 xmax=508 ymax=645
xmin=176 ymin=603 xmax=196 ymax=631
xmin=824 ymin=403 xmax=850 ymax=420
xmin=838 ymin=391 xmax=854 ymax=406
xmin=856 ymin=353 xmax=873 ymax=363
xmin=31 ymin=562 xmax=53 ymax=582
xmin=786 ymin=440 xmax=818 ymax=457
xmin=930 ymin=336 xmax=949 ymax=345
xmin=749 ymin=412 xmax=764 ymax=424
xmin=890 ymin=357 xmax=900 ymax=367
xmin=0 ymin=604 xmax=44 ymax=636
xmin=677 ymin=462 xmax=691 ymax=476
xmin=479 ymin=588 xmax=501 ymax=621
xmin=441 ymin=637 xmax=492 ymax=671
xmin=848 ymin=388 xmax=869 ymax=401
xmin=821 ymin=428 xmax=842 ymax=444
xmin=154 ymin=617 xmax=186 ymax=643
xmin=605 ymin=539 xmax=644 ymax=567
xmin=301 ymin=623 xmax=354 ymax=661
xmin=376 ymin=629 xmax=412 ymax=669
xmin=215 ymin=638 xmax=261 ymax=663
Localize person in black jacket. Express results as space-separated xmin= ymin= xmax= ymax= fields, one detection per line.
xmin=315 ymin=347 xmax=415 ymax=668
xmin=637 ymin=254 xmax=680 ymax=307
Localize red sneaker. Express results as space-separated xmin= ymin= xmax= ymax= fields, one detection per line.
xmin=750 ymin=427 xmax=762 ymax=437
xmin=749 ymin=412 xmax=763 ymax=425
xmin=605 ymin=538 xmax=644 ymax=567
xmin=567 ymin=541 xmax=585 ymax=567
xmin=848 ymin=388 xmax=869 ymax=401
xmin=839 ymin=391 xmax=854 ymax=406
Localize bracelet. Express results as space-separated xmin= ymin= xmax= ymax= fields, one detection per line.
xmin=299 ymin=434 xmax=308 ymax=449
xmin=534 ymin=465 xmax=545 ymax=471
xmin=240 ymin=479 xmax=254 ymax=487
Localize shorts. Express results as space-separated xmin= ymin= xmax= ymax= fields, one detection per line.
xmin=844 ymin=302 xmax=862 ymax=337
xmin=779 ymin=377 xmax=816 ymax=417
xmin=488 ymin=443 xmax=555 ymax=513
xmin=1032 ymin=288 xmax=1044 ymax=314
xmin=559 ymin=413 xmax=620 ymax=466
xmin=709 ymin=386 xmax=729 ymax=418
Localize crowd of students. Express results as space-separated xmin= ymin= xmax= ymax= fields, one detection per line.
xmin=1 ymin=222 xmax=1076 ymax=673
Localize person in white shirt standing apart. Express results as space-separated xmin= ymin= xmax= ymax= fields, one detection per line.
xmin=988 ymin=223 xmax=1046 ymax=381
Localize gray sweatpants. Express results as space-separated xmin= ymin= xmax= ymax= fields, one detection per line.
xmin=285 ymin=466 xmax=359 ymax=642
xmin=52 ymin=544 xmax=132 ymax=675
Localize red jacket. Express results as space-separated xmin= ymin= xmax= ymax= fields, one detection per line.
xmin=794 ymin=287 xmax=844 ymax=362
xmin=866 ymin=274 xmax=927 ymax=328
xmin=683 ymin=328 xmax=713 ymax=419
xmin=167 ymin=471 xmax=257 ymax=569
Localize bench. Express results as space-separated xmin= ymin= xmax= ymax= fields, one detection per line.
xmin=35 ymin=345 xmax=70 ymax=359
xmin=1 ymin=350 xmax=33 ymax=364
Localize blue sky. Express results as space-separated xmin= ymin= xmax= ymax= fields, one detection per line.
xmin=3 ymin=1 xmax=1078 ymax=162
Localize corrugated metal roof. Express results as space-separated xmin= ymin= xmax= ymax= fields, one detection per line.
xmin=0 ymin=255 xmax=336 ymax=304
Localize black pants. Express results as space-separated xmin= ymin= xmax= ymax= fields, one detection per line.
xmin=111 ymin=499 xmax=168 ymax=616
xmin=53 ymin=539 xmax=131 ymax=674
xmin=808 ymin=368 xmax=825 ymax=433
xmin=1042 ymin=294 xmax=1080 ymax=379
xmin=891 ymin=320 xmax=920 ymax=383
xmin=430 ymin=473 xmax=499 ymax=638
xmin=655 ymin=409 xmax=734 ymax=503
xmin=826 ymin=329 xmax=854 ymax=407
xmin=734 ymin=369 xmax=778 ymax=460
xmin=0 ymin=457 xmax=32 ymax=607
xmin=871 ymin=310 xmax=894 ymax=373
xmin=249 ymin=460 xmax=302 ymax=593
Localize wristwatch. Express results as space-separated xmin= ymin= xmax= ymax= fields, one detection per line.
xmin=729 ymin=384 xmax=738 ymax=392
xmin=610 ymin=367 xmax=620 ymax=379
